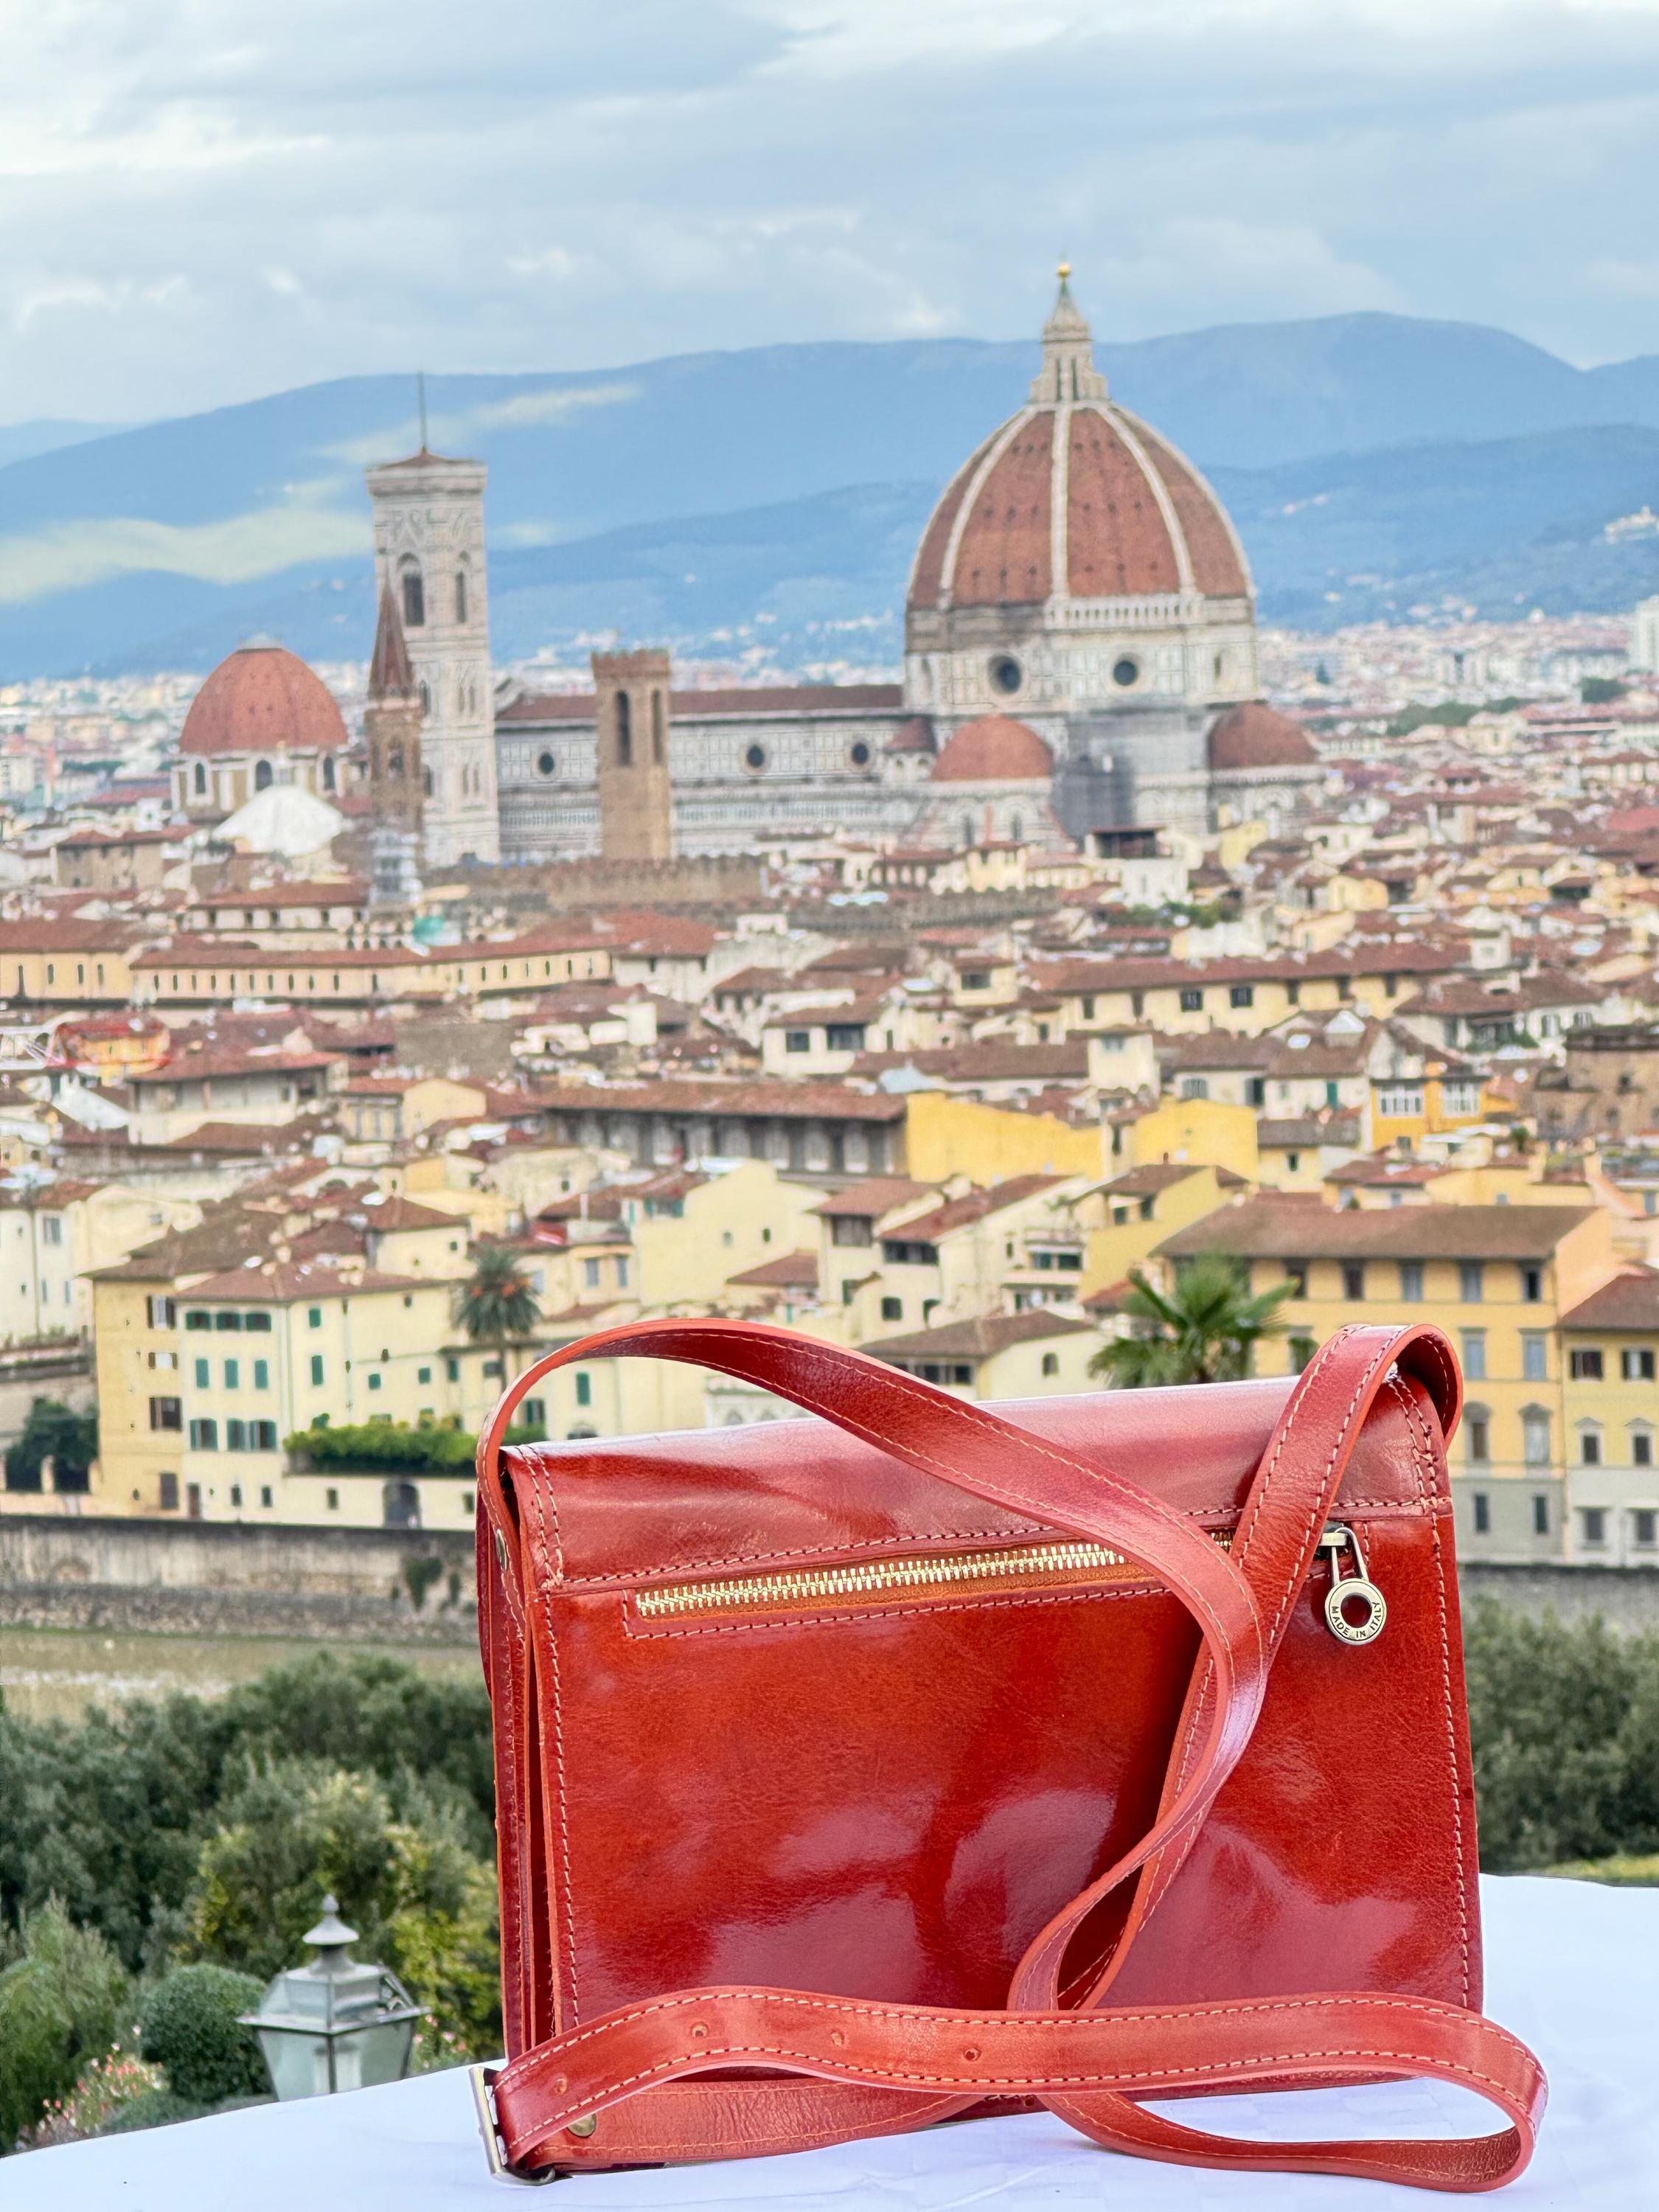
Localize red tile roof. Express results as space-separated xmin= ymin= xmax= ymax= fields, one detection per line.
xmin=179 ymin=643 xmax=348 ymax=757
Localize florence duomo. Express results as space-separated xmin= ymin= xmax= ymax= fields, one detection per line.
xmin=173 ymin=271 xmax=1321 ymax=869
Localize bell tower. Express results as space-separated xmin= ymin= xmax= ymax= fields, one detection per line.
xmin=365 ymin=432 xmax=498 ymax=866
xmin=593 ymin=649 xmax=673 ymax=863
xmin=364 ymin=582 xmax=425 ymax=837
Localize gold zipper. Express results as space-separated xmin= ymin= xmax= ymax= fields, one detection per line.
xmin=635 ymin=1530 xmax=1235 ymax=1622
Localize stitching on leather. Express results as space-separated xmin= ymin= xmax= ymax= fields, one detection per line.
xmin=528 ymin=1480 xmax=583 ymax=2025
xmin=1388 ymin=1370 xmax=1473 ymax=2011
xmin=540 ymin=2043 xmax=1529 ymax=2116
xmin=622 ymin=1581 xmax=1158 ymax=1641
xmin=550 ymin=1498 xmax=1434 ymax=1591
xmin=501 ymin=1983 xmax=1534 ymax=2073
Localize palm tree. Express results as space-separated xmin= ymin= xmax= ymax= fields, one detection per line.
xmin=453 ymin=1245 xmax=542 ymax=1388
xmin=1089 ymin=1255 xmax=1295 ymax=1388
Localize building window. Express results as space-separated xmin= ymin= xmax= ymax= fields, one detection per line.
xmin=310 ymin=1354 xmax=324 ymax=1385
xmin=1178 ymin=988 xmax=1203 ymax=1012
xmin=400 ymin=561 xmax=425 ymax=627
xmin=418 ymin=1366 xmax=431 ymax=1384
xmin=445 ymin=1357 xmax=459 ymax=1382
xmin=615 ymin=690 xmax=633 ymax=765
xmin=1458 ymin=1262 xmax=1484 ymax=1304
xmin=582 ymin=1256 xmax=600 ymax=1288
xmin=1633 ymin=1509 xmax=1658 ymax=1548
xmin=1623 ymin=1347 xmax=1657 ymax=1381
xmin=1571 ymin=1348 xmax=1604 ymax=1380
xmin=785 ymin=1030 xmax=810 ymax=1054
xmin=989 ymin=654 xmax=1023 ymax=695
xmin=1581 ymin=1429 xmax=1602 ymax=1466
xmin=575 ymin=1371 xmax=592 ymax=1407
xmin=260 ymin=1484 xmax=274 ymax=1507
xmin=1581 ymin=1506 xmax=1607 ymax=1547
xmin=1112 ymin=655 xmax=1139 ymax=686
xmin=188 ymin=1418 xmax=218 ymax=1450
xmin=326 ymin=1487 xmax=339 ymax=1511
xmin=149 ymin=1396 xmax=181 ymax=1431
xmin=1342 ymin=1262 xmax=1366 ymax=1302
xmin=1229 ymin=985 xmax=1254 ymax=1009
xmin=1533 ymin=1493 xmax=1551 ymax=1537
xmin=223 ymin=1357 xmax=240 ymax=1389
xmin=367 ymin=1372 xmax=382 ymax=1391
xmin=1467 ymin=1411 xmax=1490 ymax=1462
xmin=1399 ymin=1262 xmax=1423 ymax=1302
xmin=192 ymin=762 xmax=206 ymax=796
xmin=1245 ymin=1077 xmax=1266 ymax=1107
xmin=147 ymin=1295 xmax=177 ymax=1329
xmin=1472 ymin=1491 xmax=1490 ymax=1535
xmin=184 ymin=1310 xmax=211 ymax=1332
xmin=308 ymin=1307 xmax=322 ymax=1328
xmin=521 ymin=1398 xmax=547 ymax=1429
xmin=226 ymin=1419 xmax=246 ymax=1450
xmin=881 ymin=1296 xmax=904 ymax=1321
xmin=254 ymin=1360 xmax=268 ymax=1389
xmin=1633 ymin=1430 xmax=1654 ymax=1467
xmin=651 ymin=689 xmax=665 ymax=764
xmin=1284 ymin=1260 xmax=1309 ymax=1297
xmin=1521 ymin=1266 xmax=1543 ymax=1303
xmin=1523 ymin=1408 xmax=1551 ymax=1465
xmin=254 ymin=1422 xmax=277 ymax=1450
xmin=1522 ymin=1332 xmax=1548 ymax=1382
xmin=1178 ymin=1077 xmax=1210 ymax=1100
xmin=1289 ymin=1335 xmax=1315 ymax=1372
xmin=193 ymin=1358 xmax=209 ymax=1388
xmin=1461 ymin=1329 xmax=1487 ymax=1381
xmin=1041 ymin=1352 xmax=1059 ymax=1377
xmin=455 ymin=568 xmax=468 ymax=624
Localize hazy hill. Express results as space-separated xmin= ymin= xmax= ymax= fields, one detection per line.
xmin=4 ymin=312 xmax=1659 ymax=672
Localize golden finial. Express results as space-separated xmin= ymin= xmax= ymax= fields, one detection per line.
xmin=1057 ymin=260 xmax=1071 ymax=281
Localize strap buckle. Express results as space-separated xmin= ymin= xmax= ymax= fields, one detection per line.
xmin=471 ymin=2065 xmax=561 ymax=2185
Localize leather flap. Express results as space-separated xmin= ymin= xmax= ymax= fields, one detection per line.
xmin=504 ymin=1371 xmax=1444 ymax=1589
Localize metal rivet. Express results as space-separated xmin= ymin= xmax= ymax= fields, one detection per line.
xmin=567 ymin=2115 xmax=597 ymax=2139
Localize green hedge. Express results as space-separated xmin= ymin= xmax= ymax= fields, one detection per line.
xmin=139 ymin=1964 xmax=267 ymax=2105
xmin=285 ymin=1422 xmax=538 ymax=1471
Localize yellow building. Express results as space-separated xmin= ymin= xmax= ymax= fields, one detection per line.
xmin=627 ymin=1159 xmax=825 ymax=1309
xmin=1155 ymin=1196 xmax=1618 ymax=1563
xmin=902 ymin=1088 xmax=1102 ymax=1183
xmin=1127 ymin=1095 xmax=1259 ymax=1180
xmin=1080 ymin=1163 xmax=1248 ymax=1295
xmin=1559 ymin=1270 xmax=1659 ymax=1567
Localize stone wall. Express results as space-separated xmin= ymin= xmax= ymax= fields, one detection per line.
xmin=0 ymin=1512 xmax=477 ymax=1645
xmin=1460 ymin=1560 xmax=1659 ymax=1629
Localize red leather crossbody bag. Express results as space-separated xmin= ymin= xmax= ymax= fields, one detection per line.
xmin=472 ymin=1318 xmax=1545 ymax=2190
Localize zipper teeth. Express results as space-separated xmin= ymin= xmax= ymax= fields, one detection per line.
xmin=635 ymin=1529 xmax=1234 ymax=1621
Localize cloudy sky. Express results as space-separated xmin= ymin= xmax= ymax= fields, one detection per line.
xmin=7 ymin=0 xmax=1659 ymax=426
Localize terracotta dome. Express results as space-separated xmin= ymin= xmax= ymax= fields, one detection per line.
xmin=180 ymin=641 xmax=349 ymax=757
xmin=930 ymin=714 xmax=1054 ymax=783
xmin=1207 ymin=702 xmax=1318 ymax=772
xmin=908 ymin=277 xmax=1250 ymax=614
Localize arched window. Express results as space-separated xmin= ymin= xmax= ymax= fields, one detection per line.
xmin=418 ymin=681 xmax=431 ymax=713
xmin=388 ymin=745 xmax=404 ymax=777
xmin=651 ymin=689 xmax=665 ymax=764
xmin=454 ymin=568 xmax=468 ymax=625
xmin=1009 ymin=813 xmax=1023 ymax=843
xmin=616 ymin=691 xmax=633 ymax=767
xmin=423 ymin=768 xmax=434 ymax=796
xmin=192 ymin=762 xmax=206 ymax=796
xmin=962 ymin=817 xmax=974 ymax=847
xmin=321 ymin=757 xmax=336 ymax=792
xmin=254 ymin=760 xmax=274 ymax=791
xmin=400 ymin=559 xmax=425 ymax=628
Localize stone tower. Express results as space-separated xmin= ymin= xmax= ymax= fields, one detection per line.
xmin=363 ymin=582 xmax=425 ymax=837
xmin=364 ymin=444 xmax=498 ymax=866
xmin=592 ymin=649 xmax=673 ymax=863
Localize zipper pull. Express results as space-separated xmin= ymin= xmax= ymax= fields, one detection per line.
xmin=1316 ymin=1524 xmax=1386 ymax=1646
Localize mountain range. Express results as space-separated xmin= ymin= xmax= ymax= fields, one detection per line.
xmin=5 ymin=312 xmax=1659 ymax=675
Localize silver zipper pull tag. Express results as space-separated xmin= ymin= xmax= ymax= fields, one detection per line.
xmin=1318 ymin=1524 xmax=1386 ymax=1646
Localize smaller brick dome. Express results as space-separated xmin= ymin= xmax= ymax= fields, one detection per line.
xmin=180 ymin=641 xmax=349 ymax=757
xmin=1207 ymin=702 xmax=1317 ymax=772
xmin=930 ymin=714 xmax=1054 ymax=782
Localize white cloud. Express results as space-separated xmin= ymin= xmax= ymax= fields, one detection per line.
xmin=0 ymin=485 xmax=364 ymax=604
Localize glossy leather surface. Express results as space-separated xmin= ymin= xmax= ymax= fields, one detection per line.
xmin=476 ymin=1320 xmax=1542 ymax=2192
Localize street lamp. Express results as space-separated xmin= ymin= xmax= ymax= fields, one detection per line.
xmin=241 ymin=1895 xmax=425 ymax=2099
